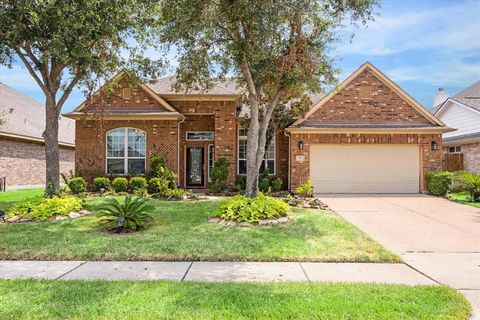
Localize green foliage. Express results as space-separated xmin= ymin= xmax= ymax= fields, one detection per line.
xmin=9 ymin=196 xmax=82 ymax=221
xmin=149 ymin=154 xmax=177 ymax=189
xmin=210 ymin=157 xmax=230 ymax=193
xmin=259 ymin=177 xmax=271 ymax=193
xmin=93 ymin=177 xmax=112 ymax=192
xmin=129 ymin=177 xmax=147 ymax=192
xmin=270 ymin=177 xmax=283 ymax=192
xmin=214 ymin=193 xmax=289 ymax=223
xmin=453 ymin=171 xmax=480 ymax=201
xmin=425 ymin=172 xmax=453 ymax=196
xmin=68 ymin=177 xmax=87 ymax=194
xmin=295 ymin=180 xmax=314 ymax=198
xmin=164 ymin=188 xmax=190 ymax=200
xmin=98 ymin=196 xmax=155 ymax=232
xmin=149 ymin=177 xmax=170 ymax=194
xmin=112 ymin=178 xmax=129 ymax=193
xmin=234 ymin=176 xmax=247 ymax=192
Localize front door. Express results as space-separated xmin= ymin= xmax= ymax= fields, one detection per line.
xmin=186 ymin=147 xmax=204 ymax=187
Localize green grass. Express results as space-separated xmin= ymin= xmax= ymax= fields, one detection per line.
xmin=0 ymin=279 xmax=470 ymax=320
xmin=0 ymin=188 xmax=44 ymax=211
xmin=0 ymin=197 xmax=399 ymax=262
xmin=448 ymin=191 xmax=480 ymax=208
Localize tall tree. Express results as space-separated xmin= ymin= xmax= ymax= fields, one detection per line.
xmin=160 ymin=0 xmax=378 ymax=197
xmin=0 ymin=0 xmax=161 ymax=196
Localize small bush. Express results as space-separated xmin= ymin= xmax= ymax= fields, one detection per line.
xmin=93 ymin=177 xmax=111 ymax=192
xmin=149 ymin=154 xmax=177 ymax=189
xmin=213 ymin=193 xmax=289 ymax=223
xmin=453 ymin=171 xmax=480 ymax=201
xmin=112 ymin=177 xmax=129 ymax=193
xmin=149 ymin=177 xmax=170 ymax=194
xmin=165 ymin=188 xmax=190 ymax=200
xmin=270 ymin=177 xmax=283 ymax=192
xmin=9 ymin=196 xmax=82 ymax=221
xmin=68 ymin=177 xmax=87 ymax=194
xmin=234 ymin=176 xmax=246 ymax=192
xmin=98 ymin=196 xmax=154 ymax=232
xmin=130 ymin=177 xmax=147 ymax=192
xmin=259 ymin=177 xmax=271 ymax=193
xmin=210 ymin=157 xmax=230 ymax=193
xmin=295 ymin=179 xmax=313 ymax=198
xmin=425 ymin=171 xmax=453 ymax=196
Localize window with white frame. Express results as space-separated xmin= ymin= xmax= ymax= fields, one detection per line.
xmin=106 ymin=128 xmax=146 ymax=174
xmin=208 ymin=144 xmax=214 ymax=182
xmin=186 ymin=131 xmax=214 ymax=141
xmin=237 ymin=126 xmax=275 ymax=175
xmin=448 ymin=146 xmax=461 ymax=154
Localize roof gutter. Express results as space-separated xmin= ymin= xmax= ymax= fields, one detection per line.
xmin=0 ymin=131 xmax=75 ymax=148
xmin=285 ymin=127 xmax=456 ymax=134
xmin=63 ymin=112 xmax=183 ymax=121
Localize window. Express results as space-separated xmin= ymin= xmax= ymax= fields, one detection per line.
xmin=237 ymin=126 xmax=275 ymax=175
xmin=106 ymin=128 xmax=146 ymax=174
xmin=208 ymin=144 xmax=214 ymax=182
xmin=448 ymin=146 xmax=461 ymax=154
xmin=186 ymin=131 xmax=214 ymax=141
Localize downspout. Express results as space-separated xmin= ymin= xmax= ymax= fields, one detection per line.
xmin=284 ymin=130 xmax=291 ymax=191
xmin=177 ymin=116 xmax=186 ymax=187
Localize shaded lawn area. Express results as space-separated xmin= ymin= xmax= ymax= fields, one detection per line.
xmin=0 ymin=188 xmax=44 ymax=211
xmin=0 ymin=197 xmax=399 ymax=262
xmin=0 ymin=280 xmax=471 ymax=320
xmin=448 ymin=191 xmax=480 ymax=208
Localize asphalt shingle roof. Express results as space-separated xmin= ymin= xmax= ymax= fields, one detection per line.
xmin=147 ymin=76 xmax=241 ymax=95
xmin=0 ymin=83 xmax=75 ymax=145
xmin=451 ymin=80 xmax=480 ymax=112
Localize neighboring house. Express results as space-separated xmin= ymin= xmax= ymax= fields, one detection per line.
xmin=431 ymin=81 xmax=480 ymax=173
xmin=0 ymin=83 xmax=75 ymax=189
xmin=66 ymin=62 xmax=450 ymax=194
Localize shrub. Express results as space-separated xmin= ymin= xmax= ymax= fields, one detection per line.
xmin=453 ymin=171 xmax=480 ymax=201
xmin=425 ymin=171 xmax=453 ymax=196
xmin=294 ymin=179 xmax=313 ymax=198
xmin=270 ymin=177 xmax=283 ymax=192
xmin=149 ymin=177 xmax=170 ymax=194
xmin=149 ymin=154 xmax=177 ymax=189
xmin=93 ymin=177 xmax=111 ymax=192
xmin=234 ymin=176 xmax=246 ymax=192
xmin=130 ymin=177 xmax=147 ymax=192
xmin=112 ymin=177 xmax=129 ymax=193
xmin=9 ymin=196 xmax=82 ymax=221
xmin=98 ymin=196 xmax=155 ymax=232
xmin=259 ymin=177 xmax=271 ymax=193
xmin=210 ymin=157 xmax=230 ymax=193
xmin=213 ymin=193 xmax=289 ymax=223
xmin=68 ymin=177 xmax=87 ymax=194
xmin=165 ymin=188 xmax=190 ymax=200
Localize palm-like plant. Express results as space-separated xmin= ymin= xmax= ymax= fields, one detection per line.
xmin=453 ymin=171 xmax=480 ymax=202
xmin=99 ymin=196 xmax=155 ymax=232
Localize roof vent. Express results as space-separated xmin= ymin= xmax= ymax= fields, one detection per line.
xmin=9 ymin=108 xmax=14 ymax=113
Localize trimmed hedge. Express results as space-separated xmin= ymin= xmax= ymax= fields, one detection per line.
xmin=68 ymin=177 xmax=87 ymax=194
xmin=213 ymin=193 xmax=289 ymax=223
xmin=425 ymin=171 xmax=453 ymax=196
xmin=130 ymin=177 xmax=147 ymax=192
xmin=93 ymin=177 xmax=111 ymax=192
xmin=112 ymin=177 xmax=129 ymax=193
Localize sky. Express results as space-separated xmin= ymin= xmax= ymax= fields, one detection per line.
xmin=0 ymin=0 xmax=479 ymax=113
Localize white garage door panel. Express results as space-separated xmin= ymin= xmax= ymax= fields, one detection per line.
xmin=310 ymin=145 xmax=420 ymax=193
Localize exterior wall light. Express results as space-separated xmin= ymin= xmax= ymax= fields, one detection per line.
xmin=298 ymin=141 xmax=304 ymax=150
xmin=431 ymin=141 xmax=438 ymax=151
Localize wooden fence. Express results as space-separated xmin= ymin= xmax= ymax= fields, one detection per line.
xmin=443 ymin=153 xmax=464 ymax=172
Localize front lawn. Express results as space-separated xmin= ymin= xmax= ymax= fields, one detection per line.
xmin=0 ymin=280 xmax=470 ymax=320
xmin=448 ymin=191 xmax=480 ymax=208
xmin=0 ymin=188 xmax=43 ymax=211
xmin=0 ymin=197 xmax=399 ymax=262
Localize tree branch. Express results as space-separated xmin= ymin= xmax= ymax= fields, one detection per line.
xmin=15 ymin=48 xmax=48 ymax=96
xmin=57 ymin=72 xmax=82 ymax=110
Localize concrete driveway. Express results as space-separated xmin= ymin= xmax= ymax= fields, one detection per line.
xmin=318 ymin=194 xmax=480 ymax=318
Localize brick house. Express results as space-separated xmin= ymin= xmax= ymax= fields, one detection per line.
xmin=65 ymin=62 xmax=451 ymax=193
xmin=0 ymin=83 xmax=75 ymax=189
xmin=431 ymin=81 xmax=480 ymax=173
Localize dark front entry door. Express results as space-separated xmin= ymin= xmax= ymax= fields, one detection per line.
xmin=187 ymin=147 xmax=204 ymax=187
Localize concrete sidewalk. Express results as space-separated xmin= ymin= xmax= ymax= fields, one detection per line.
xmin=0 ymin=260 xmax=436 ymax=285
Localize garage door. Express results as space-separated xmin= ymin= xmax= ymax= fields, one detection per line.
xmin=310 ymin=145 xmax=420 ymax=193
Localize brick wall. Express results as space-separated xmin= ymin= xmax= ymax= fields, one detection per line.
xmin=289 ymin=133 xmax=443 ymax=191
xmin=75 ymin=120 xmax=178 ymax=177
xmin=213 ymin=101 xmax=237 ymax=185
xmin=306 ymin=69 xmax=431 ymax=124
xmin=0 ymin=137 xmax=74 ymax=187
xmin=463 ymin=142 xmax=480 ymax=173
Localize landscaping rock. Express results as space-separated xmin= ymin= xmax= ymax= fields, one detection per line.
xmin=79 ymin=209 xmax=91 ymax=216
xmin=239 ymin=222 xmax=253 ymax=227
xmin=207 ymin=217 xmax=221 ymax=223
xmin=68 ymin=211 xmax=81 ymax=219
xmin=17 ymin=217 xmax=33 ymax=223
xmin=7 ymin=216 xmax=20 ymax=222
xmin=55 ymin=215 xmax=68 ymax=221
xmin=278 ymin=216 xmax=289 ymax=223
xmin=226 ymin=221 xmax=237 ymax=226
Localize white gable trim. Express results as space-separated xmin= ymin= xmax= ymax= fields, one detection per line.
xmin=435 ymin=98 xmax=480 ymax=117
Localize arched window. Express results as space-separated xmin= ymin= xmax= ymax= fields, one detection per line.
xmin=106 ymin=128 xmax=146 ymax=174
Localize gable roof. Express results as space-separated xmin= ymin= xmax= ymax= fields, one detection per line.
xmin=292 ymin=62 xmax=446 ymax=128
xmin=432 ymin=80 xmax=480 ymax=116
xmin=148 ymin=76 xmax=242 ymax=96
xmin=0 ymin=83 xmax=75 ymax=147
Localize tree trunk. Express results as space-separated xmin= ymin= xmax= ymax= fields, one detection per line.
xmin=245 ymin=113 xmax=260 ymax=197
xmin=43 ymin=97 xmax=61 ymax=196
